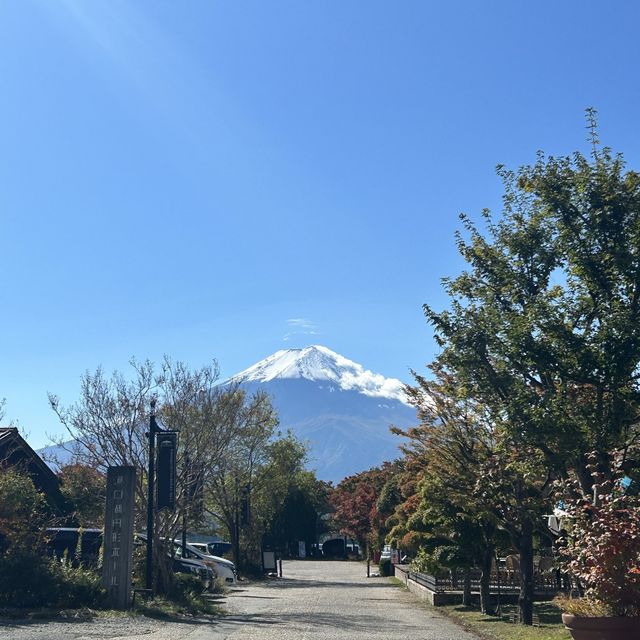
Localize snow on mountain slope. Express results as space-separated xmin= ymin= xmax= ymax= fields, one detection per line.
xmin=231 ymin=345 xmax=409 ymax=405
xmin=230 ymin=346 xmax=417 ymax=481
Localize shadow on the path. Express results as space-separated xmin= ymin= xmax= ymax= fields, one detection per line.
xmin=220 ymin=610 xmax=424 ymax=632
xmin=260 ymin=577 xmax=392 ymax=590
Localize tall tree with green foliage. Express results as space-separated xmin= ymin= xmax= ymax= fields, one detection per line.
xmin=201 ymin=387 xmax=280 ymax=568
xmin=422 ymin=111 xmax=640 ymax=623
xmin=392 ymin=367 xmax=500 ymax=612
xmin=260 ymin=436 xmax=331 ymax=557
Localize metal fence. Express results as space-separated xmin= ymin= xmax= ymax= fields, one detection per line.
xmin=399 ymin=566 xmax=563 ymax=595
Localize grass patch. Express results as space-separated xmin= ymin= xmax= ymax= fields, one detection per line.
xmin=133 ymin=595 xmax=221 ymax=620
xmin=438 ymin=603 xmax=570 ymax=640
xmin=0 ymin=607 xmax=103 ymax=621
xmin=389 ymin=577 xmax=569 ymax=640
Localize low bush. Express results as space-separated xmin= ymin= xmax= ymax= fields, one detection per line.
xmin=379 ymin=558 xmax=392 ymax=576
xmin=169 ymin=573 xmax=205 ymax=605
xmin=51 ymin=559 xmax=106 ymax=608
xmin=0 ymin=551 xmax=60 ymax=608
xmin=134 ymin=574 xmax=219 ymax=618
xmin=0 ymin=551 xmax=105 ymax=609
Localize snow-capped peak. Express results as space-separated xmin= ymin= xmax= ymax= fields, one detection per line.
xmin=230 ymin=345 xmax=410 ymax=404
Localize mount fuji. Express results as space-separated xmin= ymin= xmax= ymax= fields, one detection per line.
xmin=38 ymin=346 xmax=417 ymax=484
xmin=230 ymin=345 xmax=417 ymax=482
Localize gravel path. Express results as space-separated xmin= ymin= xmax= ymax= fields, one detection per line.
xmin=0 ymin=614 xmax=194 ymax=640
xmin=212 ymin=560 xmax=478 ymax=639
xmin=0 ymin=560 xmax=478 ymax=639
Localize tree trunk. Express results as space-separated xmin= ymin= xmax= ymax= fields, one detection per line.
xmin=462 ymin=566 xmax=472 ymax=607
xmin=480 ymin=544 xmax=495 ymax=615
xmin=517 ymin=522 xmax=534 ymax=625
xmin=575 ymin=462 xmax=593 ymax=495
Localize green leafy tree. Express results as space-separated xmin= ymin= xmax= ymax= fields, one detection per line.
xmin=475 ymin=438 xmax=552 ymax=621
xmin=0 ymin=468 xmax=48 ymax=553
xmin=58 ymin=464 xmax=106 ymax=527
xmin=422 ymin=111 xmax=640 ymax=622
xmin=202 ymin=388 xmax=279 ymax=569
xmin=259 ymin=436 xmax=331 ymax=557
xmin=392 ymin=367 xmax=500 ymax=612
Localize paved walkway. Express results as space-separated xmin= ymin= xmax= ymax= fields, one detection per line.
xmin=200 ymin=559 xmax=477 ymax=639
xmin=0 ymin=560 xmax=478 ymax=640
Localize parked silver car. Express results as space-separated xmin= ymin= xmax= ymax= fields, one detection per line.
xmin=174 ymin=540 xmax=237 ymax=586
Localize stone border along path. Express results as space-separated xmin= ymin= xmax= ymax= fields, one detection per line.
xmin=0 ymin=560 xmax=479 ymax=639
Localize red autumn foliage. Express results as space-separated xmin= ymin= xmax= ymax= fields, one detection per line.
xmin=330 ymin=463 xmax=397 ymax=547
xmin=557 ymin=453 xmax=640 ymax=617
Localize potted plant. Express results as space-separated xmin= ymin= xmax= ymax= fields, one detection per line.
xmin=555 ymin=454 xmax=640 ymax=639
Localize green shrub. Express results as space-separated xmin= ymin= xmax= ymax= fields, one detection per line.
xmin=169 ymin=573 xmax=204 ymax=605
xmin=0 ymin=551 xmax=105 ymax=609
xmin=133 ymin=573 xmax=217 ymax=618
xmin=51 ymin=560 xmax=106 ymax=608
xmin=379 ymin=558 xmax=392 ymax=577
xmin=410 ymin=547 xmax=446 ymax=575
xmin=0 ymin=551 xmax=60 ymax=608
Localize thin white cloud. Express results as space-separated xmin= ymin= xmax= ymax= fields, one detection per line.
xmin=287 ymin=318 xmax=315 ymax=329
xmin=283 ymin=318 xmax=320 ymax=342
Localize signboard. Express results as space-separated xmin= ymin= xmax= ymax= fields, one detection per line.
xmin=102 ymin=466 xmax=136 ymax=609
xmin=262 ymin=550 xmax=276 ymax=572
xmin=156 ymin=432 xmax=177 ymax=511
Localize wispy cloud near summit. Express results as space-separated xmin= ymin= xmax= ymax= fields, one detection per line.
xmin=283 ymin=318 xmax=319 ymax=342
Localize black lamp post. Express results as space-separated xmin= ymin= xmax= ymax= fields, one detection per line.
xmin=182 ymin=454 xmax=191 ymax=556
xmin=145 ymin=398 xmax=160 ymax=591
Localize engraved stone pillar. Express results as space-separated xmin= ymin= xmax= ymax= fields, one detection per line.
xmin=102 ymin=466 xmax=136 ymax=609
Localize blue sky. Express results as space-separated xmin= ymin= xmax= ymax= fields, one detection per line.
xmin=2 ymin=1 xmax=640 ymax=447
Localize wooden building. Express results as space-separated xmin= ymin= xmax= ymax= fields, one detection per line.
xmin=0 ymin=427 xmax=66 ymax=514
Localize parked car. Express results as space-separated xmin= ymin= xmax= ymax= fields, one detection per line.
xmin=171 ymin=554 xmax=214 ymax=590
xmin=135 ymin=533 xmax=214 ymax=591
xmin=188 ymin=540 xmax=232 ymax=557
xmin=322 ymin=538 xmax=346 ymax=558
xmin=45 ymin=528 xmax=103 ymax=566
xmin=175 ymin=540 xmax=237 ymax=586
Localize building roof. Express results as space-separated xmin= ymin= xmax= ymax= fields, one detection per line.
xmin=0 ymin=427 xmax=66 ymax=513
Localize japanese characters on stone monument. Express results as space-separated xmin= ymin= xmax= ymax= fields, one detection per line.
xmin=102 ymin=466 xmax=136 ymax=609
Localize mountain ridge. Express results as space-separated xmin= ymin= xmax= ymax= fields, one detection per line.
xmin=229 ymin=345 xmax=410 ymax=405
